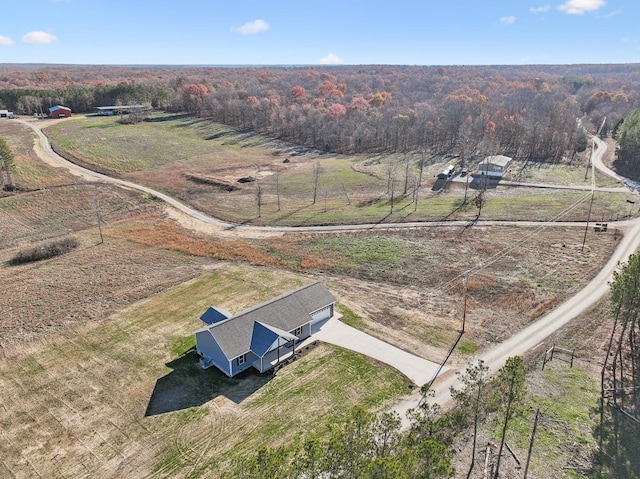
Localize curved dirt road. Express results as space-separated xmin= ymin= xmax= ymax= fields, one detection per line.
xmin=393 ymin=135 xmax=640 ymax=422
xmin=17 ymin=119 xmax=640 ymax=418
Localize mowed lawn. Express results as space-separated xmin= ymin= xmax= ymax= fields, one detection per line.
xmin=0 ymin=267 xmax=411 ymax=479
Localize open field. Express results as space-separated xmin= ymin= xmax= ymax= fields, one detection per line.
xmin=0 ymin=120 xmax=73 ymax=190
xmin=1 ymin=116 xmax=634 ymax=476
xmin=43 ymin=114 xmax=639 ymax=226
xmin=0 ymin=268 xmax=411 ymax=478
xmin=90 ymin=209 xmax=620 ymax=367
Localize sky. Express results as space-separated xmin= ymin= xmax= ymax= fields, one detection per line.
xmin=0 ymin=0 xmax=638 ymax=66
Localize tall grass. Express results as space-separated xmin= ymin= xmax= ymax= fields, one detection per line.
xmin=9 ymin=237 xmax=79 ymax=265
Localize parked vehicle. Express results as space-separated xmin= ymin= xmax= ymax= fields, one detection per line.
xmin=437 ymin=165 xmax=454 ymax=180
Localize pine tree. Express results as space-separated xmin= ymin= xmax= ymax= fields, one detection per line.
xmin=491 ymin=356 xmax=527 ymax=479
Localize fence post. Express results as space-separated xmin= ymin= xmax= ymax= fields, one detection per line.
xmin=570 ymin=350 xmax=574 ymax=368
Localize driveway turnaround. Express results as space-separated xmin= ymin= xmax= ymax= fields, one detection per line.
xmin=312 ymin=317 xmax=443 ymax=386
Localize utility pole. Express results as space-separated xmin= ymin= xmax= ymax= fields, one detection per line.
xmin=523 ymin=408 xmax=540 ymax=478
xmin=461 ymin=276 xmax=468 ymax=333
xmin=464 ymin=168 xmax=470 ymax=203
xmin=581 ymin=190 xmax=595 ymax=252
xmin=93 ymin=194 xmax=104 ymax=244
xmin=275 ymin=167 xmax=280 ymax=211
xmin=582 ymin=138 xmax=596 ymax=252
xmin=256 ymin=183 xmax=262 ymax=218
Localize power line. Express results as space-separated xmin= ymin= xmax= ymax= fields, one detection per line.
xmin=436 ymin=191 xmax=594 ymax=295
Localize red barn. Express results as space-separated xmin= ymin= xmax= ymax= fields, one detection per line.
xmin=48 ymin=105 xmax=72 ymax=118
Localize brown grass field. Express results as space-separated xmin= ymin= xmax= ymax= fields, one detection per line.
xmin=0 ymin=117 xmax=631 ymax=477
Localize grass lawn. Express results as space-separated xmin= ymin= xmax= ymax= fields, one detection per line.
xmin=452 ymin=360 xmax=601 ymax=477
xmin=508 ymin=361 xmax=600 ymax=478
xmin=0 ymin=121 xmax=73 ymax=189
xmin=0 ymin=267 xmax=411 ymax=479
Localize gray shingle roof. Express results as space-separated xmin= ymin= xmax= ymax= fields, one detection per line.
xmin=196 ymin=282 xmax=335 ymax=360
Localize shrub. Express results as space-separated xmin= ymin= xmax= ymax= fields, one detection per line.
xmin=9 ymin=237 xmax=79 ymax=265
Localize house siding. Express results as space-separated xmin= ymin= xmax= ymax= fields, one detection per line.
xmin=291 ymin=322 xmax=311 ymax=341
xmin=230 ymin=351 xmax=258 ymax=376
xmin=478 ymin=156 xmax=511 ymax=178
xmin=195 ymin=330 xmax=231 ymax=376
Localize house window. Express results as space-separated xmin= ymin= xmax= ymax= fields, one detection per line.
xmin=294 ymin=326 xmax=303 ymax=336
xmin=236 ymin=354 xmax=246 ymax=366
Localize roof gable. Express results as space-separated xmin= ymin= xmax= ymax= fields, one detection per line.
xmin=200 ymin=306 xmax=231 ymax=325
xmin=249 ymin=321 xmax=297 ymax=357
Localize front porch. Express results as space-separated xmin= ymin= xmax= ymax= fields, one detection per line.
xmin=253 ymin=341 xmax=298 ymax=373
xmin=252 ymin=313 xmax=341 ymax=374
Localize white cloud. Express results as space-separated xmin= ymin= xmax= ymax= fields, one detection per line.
xmin=557 ymin=0 xmax=605 ymax=15
xmin=316 ymin=53 xmax=343 ymax=65
xmin=530 ymin=5 xmax=551 ymax=13
xmin=22 ymin=31 xmax=57 ymax=44
xmin=0 ymin=35 xmax=14 ymax=46
xmin=499 ymin=16 xmax=516 ymax=25
xmin=230 ymin=19 xmax=269 ymax=35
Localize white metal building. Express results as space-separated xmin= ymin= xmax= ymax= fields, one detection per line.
xmin=478 ymin=155 xmax=512 ymax=178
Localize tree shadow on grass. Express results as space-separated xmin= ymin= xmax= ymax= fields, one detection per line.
xmin=144 ymin=113 xmax=190 ymax=123
xmin=591 ymin=401 xmax=640 ymax=477
xmin=144 ymin=349 xmax=272 ymax=416
xmin=468 ymin=175 xmax=500 ymax=190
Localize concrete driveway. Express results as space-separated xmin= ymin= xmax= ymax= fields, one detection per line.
xmin=311 ymin=316 xmax=443 ymax=386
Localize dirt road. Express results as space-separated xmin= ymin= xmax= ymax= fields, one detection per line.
xmin=18 ymin=118 xmax=640 ymax=422
xmin=392 ymin=134 xmax=640 ymax=424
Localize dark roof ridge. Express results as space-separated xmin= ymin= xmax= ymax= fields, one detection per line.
xmin=196 ymin=281 xmax=322 ymax=331
xmin=232 ymin=281 xmax=321 ymax=319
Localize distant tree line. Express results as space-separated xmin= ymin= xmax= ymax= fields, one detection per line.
xmin=1 ymin=64 xmax=639 ymax=162
xmin=0 ymin=82 xmax=172 ymax=116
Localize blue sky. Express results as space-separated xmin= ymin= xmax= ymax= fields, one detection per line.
xmin=0 ymin=0 xmax=637 ymax=65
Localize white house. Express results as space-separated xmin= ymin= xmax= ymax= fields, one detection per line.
xmin=478 ymin=155 xmax=512 ymax=178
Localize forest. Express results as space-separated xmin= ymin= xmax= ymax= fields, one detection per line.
xmin=1 ymin=63 xmax=640 ymax=165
